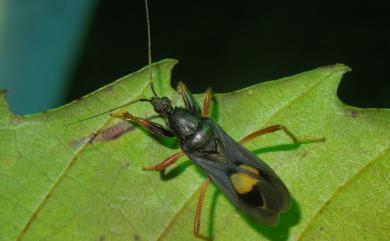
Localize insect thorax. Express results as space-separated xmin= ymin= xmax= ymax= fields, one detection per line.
xmin=168 ymin=108 xmax=214 ymax=151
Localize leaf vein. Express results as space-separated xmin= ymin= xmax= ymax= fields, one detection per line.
xmin=296 ymin=147 xmax=390 ymax=241
xmin=15 ymin=80 xmax=151 ymax=241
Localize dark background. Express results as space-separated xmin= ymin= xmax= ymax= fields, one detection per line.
xmin=68 ymin=0 xmax=390 ymax=108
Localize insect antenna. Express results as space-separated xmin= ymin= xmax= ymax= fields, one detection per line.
xmin=64 ymin=0 xmax=156 ymax=127
xmin=145 ymin=0 xmax=158 ymax=97
xmin=63 ymin=98 xmax=150 ymax=126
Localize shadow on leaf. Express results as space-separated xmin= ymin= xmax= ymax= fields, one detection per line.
xmin=160 ymin=159 xmax=192 ymax=181
xmin=252 ymin=143 xmax=302 ymax=155
xmin=208 ymin=190 xmax=301 ymax=241
xmin=245 ymin=197 xmax=301 ymax=241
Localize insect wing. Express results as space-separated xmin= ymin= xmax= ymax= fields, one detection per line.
xmin=188 ymin=123 xmax=291 ymax=227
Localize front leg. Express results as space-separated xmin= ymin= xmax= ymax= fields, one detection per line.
xmin=110 ymin=112 xmax=174 ymax=137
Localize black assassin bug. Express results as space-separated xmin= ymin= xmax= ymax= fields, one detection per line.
xmin=111 ymin=83 xmax=297 ymax=240
xmin=75 ymin=1 xmax=321 ymax=240
xmin=110 ymin=1 xmax=305 ymax=240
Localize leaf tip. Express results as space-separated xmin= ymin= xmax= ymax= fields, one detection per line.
xmin=321 ymin=63 xmax=352 ymax=75
xmin=0 ymin=88 xmax=8 ymax=96
xmin=0 ymin=89 xmax=21 ymax=125
xmin=155 ymin=58 xmax=179 ymax=69
xmin=333 ymin=63 xmax=352 ymax=73
xmin=0 ymin=89 xmax=10 ymax=112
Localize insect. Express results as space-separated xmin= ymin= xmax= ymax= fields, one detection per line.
xmin=111 ymin=85 xmax=297 ymax=241
xmin=74 ymin=1 xmax=321 ymax=240
xmin=104 ymin=1 xmax=311 ymax=240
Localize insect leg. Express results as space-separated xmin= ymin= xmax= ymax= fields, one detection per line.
xmin=202 ymin=88 xmax=213 ymax=117
xmin=194 ymin=177 xmax=211 ymax=241
xmin=239 ymin=124 xmax=299 ymax=144
xmin=177 ymin=81 xmax=200 ymax=114
xmin=110 ymin=112 xmax=174 ymax=137
xmin=143 ymin=151 xmax=185 ymax=171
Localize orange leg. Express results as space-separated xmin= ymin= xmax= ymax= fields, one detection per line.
xmin=143 ymin=151 xmax=185 ymax=171
xmin=177 ymin=81 xmax=200 ymax=114
xmin=239 ymin=124 xmax=299 ymax=144
xmin=194 ymin=177 xmax=211 ymax=241
xmin=110 ymin=111 xmax=174 ymax=137
xmin=239 ymin=124 xmax=325 ymax=145
xmin=202 ymin=88 xmax=213 ymax=117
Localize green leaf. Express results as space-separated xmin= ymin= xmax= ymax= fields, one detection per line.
xmin=1 ymin=59 xmax=389 ymax=241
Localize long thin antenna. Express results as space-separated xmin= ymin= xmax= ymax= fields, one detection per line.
xmin=144 ymin=0 xmax=158 ymax=97
xmin=63 ymin=98 xmax=149 ymax=126
xmin=65 ymin=2 xmax=157 ymax=127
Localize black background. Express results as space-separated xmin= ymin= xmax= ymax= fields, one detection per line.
xmin=68 ymin=0 xmax=390 ymax=108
